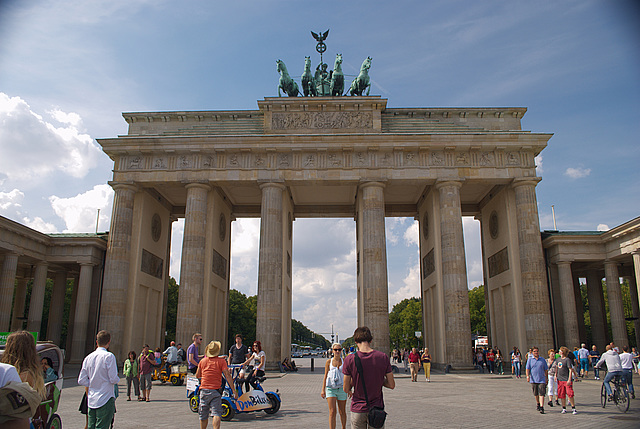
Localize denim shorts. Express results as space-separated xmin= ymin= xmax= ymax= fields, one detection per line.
xmin=325 ymin=386 xmax=347 ymax=400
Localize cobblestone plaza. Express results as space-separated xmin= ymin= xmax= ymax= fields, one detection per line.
xmin=56 ymin=364 xmax=639 ymax=428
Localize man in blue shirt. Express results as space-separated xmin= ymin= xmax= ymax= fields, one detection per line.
xmin=526 ymin=346 xmax=549 ymax=414
xmin=577 ymin=343 xmax=590 ymax=378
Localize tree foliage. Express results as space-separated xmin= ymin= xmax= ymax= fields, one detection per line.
xmin=389 ymin=297 xmax=422 ymax=349
xmin=164 ymin=277 xmax=179 ymax=347
xmin=227 ymin=289 xmax=257 ymax=348
xmin=468 ymin=285 xmax=487 ymax=336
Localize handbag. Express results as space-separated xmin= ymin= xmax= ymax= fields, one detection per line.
xmin=353 ymin=352 xmax=387 ymax=428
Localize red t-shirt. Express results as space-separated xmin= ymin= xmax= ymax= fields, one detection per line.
xmin=198 ymin=356 xmax=228 ymax=390
xmin=409 ymin=352 xmax=420 ymax=363
xmin=342 ymin=350 xmax=392 ymax=413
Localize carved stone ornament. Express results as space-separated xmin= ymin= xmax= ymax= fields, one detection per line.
xmin=422 ymin=213 xmax=429 ymax=240
xmin=219 ymin=213 xmax=226 ymax=242
xmin=151 ymin=213 xmax=162 ymax=242
xmin=489 ymin=211 xmax=499 ymax=239
xmin=431 ymin=152 xmax=444 ymax=166
xmin=271 ymin=111 xmax=372 ymax=130
xmin=129 ymin=156 xmax=142 ymax=169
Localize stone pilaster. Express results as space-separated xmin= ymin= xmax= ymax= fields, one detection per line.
xmin=27 ymin=262 xmax=48 ymax=334
xmin=605 ymin=261 xmax=628 ymax=347
xmin=512 ymin=178 xmax=553 ymax=351
xmin=70 ymin=263 xmax=94 ymax=363
xmin=99 ymin=184 xmax=136 ymax=359
xmin=358 ymin=182 xmax=390 ymax=355
xmin=436 ymin=180 xmax=471 ymax=367
xmin=557 ymin=261 xmax=579 ymax=348
xmin=586 ymin=270 xmax=607 ymax=350
xmin=256 ymin=183 xmax=285 ymax=369
xmin=0 ymin=253 xmax=19 ymax=331
xmin=10 ymin=277 xmax=28 ymax=331
xmin=176 ymin=183 xmax=210 ymax=344
xmin=47 ymin=271 xmax=67 ymax=345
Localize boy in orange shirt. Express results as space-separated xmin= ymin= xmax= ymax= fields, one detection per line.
xmin=196 ymin=341 xmax=238 ymax=429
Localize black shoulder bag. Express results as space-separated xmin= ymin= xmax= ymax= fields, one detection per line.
xmin=353 ymin=351 xmax=387 ymax=428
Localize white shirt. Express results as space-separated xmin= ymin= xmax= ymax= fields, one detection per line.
xmin=0 ymin=363 xmax=22 ymax=387
xmin=251 ymin=351 xmax=266 ymax=370
xmin=595 ymin=349 xmax=622 ymax=372
xmin=620 ymin=352 xmax=634 ymax=370
xmin=78 ymin=347 xmax=120 ymax=408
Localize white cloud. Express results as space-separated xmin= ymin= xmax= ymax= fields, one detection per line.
xmin=564 ymin=167 xmax=591 ymax=179
xmin=403 ymin=220 xmax=419 ymax=247
xmin=535 ymin=155 xmax=543 ymax=174
xmin=169 ymin=219 xmax=184 ymax=280
xmin=23 ymin=216 xmax=57 ymax=233
xmin=0 ymin=189 xmax=24 ymax=212
xmin=597 ymin=223 xmax=610 ymax=231
xmin=49 ymin=184 xmax=114 ymax=232
xmin=0 ymin=93 xmax=102 ymax=185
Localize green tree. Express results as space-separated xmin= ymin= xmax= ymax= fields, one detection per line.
xmin=227 ymin=289 xmax=257 ymax=348
xmin=468 ymin=285 xmax=487 ymax=336
xmin=164 ymin=277 xmax=179 ymax=347
xmin=389 ymin=297 xmax=422 ymax=349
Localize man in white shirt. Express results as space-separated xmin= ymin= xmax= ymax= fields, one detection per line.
xmin=163 ymin=341 xmax=179 ymax=373
xmin=577 ymin=343 xmax=590 ymax=378
xmin=595 ymin=345 xmax=623 ymax=401
xmin=78 ymin=330 xmax=120 ymax=429
xmin=620 ymin=345 xmax=635 ymax=399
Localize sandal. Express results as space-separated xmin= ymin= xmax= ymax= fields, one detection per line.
xmin=138 ymin=397 xmax=143 ymax=401
xmin=146 ymin=399 xmax=150 ymax=402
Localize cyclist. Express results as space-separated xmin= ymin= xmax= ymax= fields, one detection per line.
xmin=620 ymin=345 xmax=635 ymax=399
xmin=595 ymin=345 xmax=623 ymax=402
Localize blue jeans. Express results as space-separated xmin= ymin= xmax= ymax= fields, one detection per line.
xmin=513 ymin=361 xmax=521 ymax=377
xmin=580 ymin=358 xmax=588 ymax=373
xmin=603 ymin=371 xmax=622 ymax=395
xmin=592 ymin=361 xmax=599 ymax=378
xmin=623 ymin=369 xmax=634 ymax=394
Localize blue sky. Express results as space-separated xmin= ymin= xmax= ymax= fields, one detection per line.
xmin=0 ymin=0 xmax=638 ymax=341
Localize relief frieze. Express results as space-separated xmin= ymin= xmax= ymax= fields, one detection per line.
xmin=141 ymin=249 xmax=163 ymax=279
xmin=271 ymin=111 xmax=373 ymax=130
xmin=488 ymin=246 xmax=509 ymax=278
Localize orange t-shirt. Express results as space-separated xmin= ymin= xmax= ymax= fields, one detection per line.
xmin=198 ymin=356 xmax=228 ymax=390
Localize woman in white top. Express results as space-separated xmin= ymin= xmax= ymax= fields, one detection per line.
xmin=321 ymin=343 xmax=347 ymax=429
xmin=242 ymin=340 xmax=266 ymax=393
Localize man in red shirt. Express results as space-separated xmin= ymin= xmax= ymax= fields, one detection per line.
xmin=196 ymin=341 xmax=238 ymax=429
xmin=409 ymin=348 xmax=421 ymax=382
xmin=343 ymin=326 xmax=395 ymax=429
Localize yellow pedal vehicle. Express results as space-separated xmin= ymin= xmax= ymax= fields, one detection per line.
xmin=151 ymin=356 xmax=187 ymax=386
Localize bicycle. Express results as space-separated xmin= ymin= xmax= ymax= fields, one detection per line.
xmin=600 ymin=372 xmax=630 ymax=413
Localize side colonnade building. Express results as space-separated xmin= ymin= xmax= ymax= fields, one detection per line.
xmin=0 ymin=216 xmax=106 ymax=363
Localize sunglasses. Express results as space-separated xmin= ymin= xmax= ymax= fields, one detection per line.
xmin=333 ymin=348 xmax=342 ymax=351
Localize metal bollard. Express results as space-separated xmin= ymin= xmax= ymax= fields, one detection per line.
xmin=311 ymin=358 xmax=314 ymax=371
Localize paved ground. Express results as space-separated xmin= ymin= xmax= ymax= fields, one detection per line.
xmin=56 ymin=362 xmax=639 ymax=428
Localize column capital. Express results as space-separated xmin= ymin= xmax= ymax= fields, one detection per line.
xmin=435 ymin=179 xmax=463 ymax=190
xmin=184 ymin=182 xmax=211 ymax=192
xmin=258 ymin=181 xmax=286 ymax=191
xmin=604 ymin=259 xmax=619 ymax=267
xmin=108 ymin=181 xmax=139 ymax=193
xmin=358 ymin=180 xmax=386 ymax=190
xmin=511 ymin=177 xmax=542 ymax=189
xmin=556 ymin=260 xmax=573 ymax=266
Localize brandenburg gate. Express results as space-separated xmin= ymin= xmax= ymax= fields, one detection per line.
xmin=97 ymin=96 xmax=554 ymax=369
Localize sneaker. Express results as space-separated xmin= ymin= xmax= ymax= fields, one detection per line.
xmin=555 ymin=400 xmax=560 ymax=405
xmin=572 ymin=409 xmax=577 ymax=415
xmin=608 ymin=394 xmax=614 ymax=402
xmin=548 ymin=400 xmax=553 ymax=407
xmin=540 ymin=407 xmax=545 ymax=414
xmin=561 ymin=408 xmax=566 ymax=414
xmin=537 ymin=404 xmax=541 ymax=411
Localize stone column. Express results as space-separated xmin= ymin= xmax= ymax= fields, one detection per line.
xmin=557 ymin=261 xmax=579 ymax=348
xmin=605 ymin=261 xmax=628 ymax=347
xmin=47 ymin=271 xmax=67 ymax=345
xmin=176 ymin=183 xmax=210 ymax=344
xmin=27 ymin=262 xmax=48 ymax=334
xmin=10 ymin=277 xmax=28 ymax=331
xmin=358 ymin=182 xmax=390 ymax=355
xmin=586 ymin=270 xmax=607 ymax=350
xmin=436 ymin=180 xmax=471 ymax=367
xmin=512 ymin=178 xmax=553 ymax=351
xmin=70 ymin=264 xmax=94 ymax=363
xmin=256 ymin=183 xmax=285 ymax=369
xmin=0 ymin=253 xmax=19 ymax=331
xmin=99 ymin=184 xmax=136 ymax=359
xmin=627 ymin=275 xmax=640 ymax=349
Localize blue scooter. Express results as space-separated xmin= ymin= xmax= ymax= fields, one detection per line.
xmin=188 ymin=364 xmax=281 ymax=421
